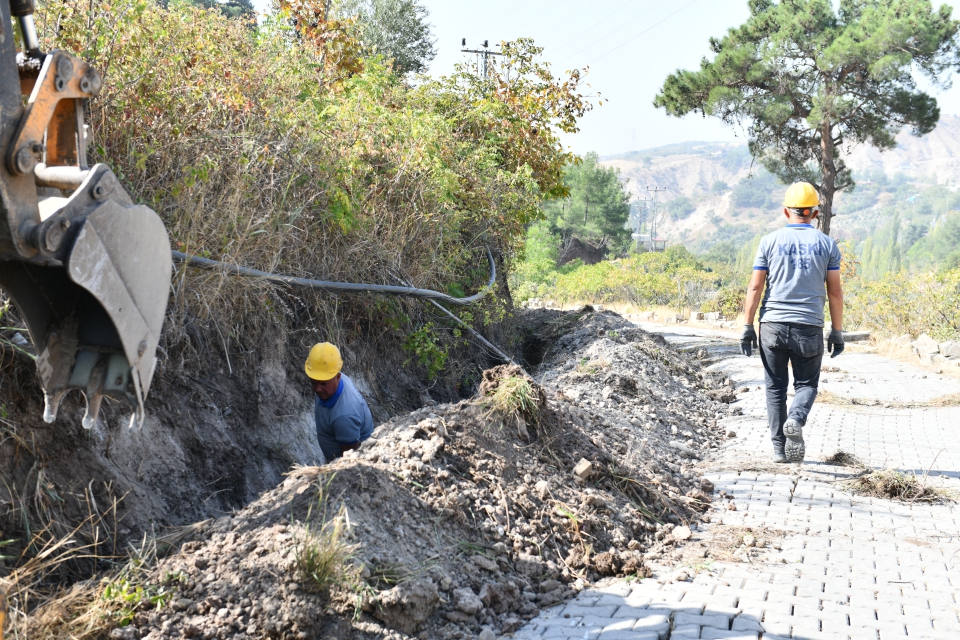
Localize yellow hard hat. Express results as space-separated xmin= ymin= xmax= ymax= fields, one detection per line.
xmin=783 ymin=182 xmax=820 ymax=208
xmin=305 ymin=342 xmax=343 ymax=381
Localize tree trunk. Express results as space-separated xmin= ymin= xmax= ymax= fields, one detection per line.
xmin=818 ymin=122 xmax=836 ymax=236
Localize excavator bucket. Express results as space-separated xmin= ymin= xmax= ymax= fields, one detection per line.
xmin=0 ymin=0 xmax=171 ymax=428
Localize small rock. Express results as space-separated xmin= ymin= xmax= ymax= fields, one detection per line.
xmin=471 ymin=554 xmax=498 ymax=572
xmin=173 ymin=597 xmax=194 ymax=612
xmin=539 ymin=579 xmax=561 ymax=593
xmin=673 ymin=568 xmax=691 ymax=582
xmin=700 ymin=478 xmax=715 ymax=493
xmin=573 ymin=458 xmax=593 ymax=480
xmin=452 ymin=587 xmax=483 ymax=615
xmin=726 ymin=430 xmax=737 ymax=438
xmin=478 ymin=629 xmax=497 ymax=640
xmin=671 ymin=525 xmax=692 ymax=542
xmin=534 ymin=480 xmax=550 ymax=499
xmin=743 ymin=534 xmax=756 ymax=548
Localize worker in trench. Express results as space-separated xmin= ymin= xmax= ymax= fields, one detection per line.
xmin=739 ymin=182 xmax=844 ymax=464
xmin=305 ymin=342 xmax=374 ymax=463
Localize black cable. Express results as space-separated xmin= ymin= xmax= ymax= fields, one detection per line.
xmin=171 ymin=247 xmax=496 ymax=306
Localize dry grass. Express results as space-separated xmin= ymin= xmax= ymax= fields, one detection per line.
xmin=479 ymin=369 xmax=547 ymax=441
xmin=816 ymin=390 xmax=960 ymax=409
xmin=822 ymin=451 xmax=867 ymax=468
xmin=294 ymin=476 xmax=361 ymax=594
xmin=842 ymin=469 xmax=956 ymax=503
xmin=697 ymin=526 xmax=787 ymax=564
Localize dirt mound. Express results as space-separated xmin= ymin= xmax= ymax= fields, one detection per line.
xmin=106 ymin=310 xmax=735 ymax=640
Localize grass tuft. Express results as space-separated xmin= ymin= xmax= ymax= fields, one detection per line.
xmin=842 ymin=469 xmax=955 ymax=503
xmin=484 ymin=376 xmax=541 ymax=425
xmin=822 ymin=451 xmax=866 ymax=468
xmin=294 ymin=476 xmax=360 ymax=594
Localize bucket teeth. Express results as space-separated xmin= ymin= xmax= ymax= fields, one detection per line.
xmin=81 ymin=391 xmax=103 ymax=429
xmin=42 ymin=390 xmax=67 ymax=423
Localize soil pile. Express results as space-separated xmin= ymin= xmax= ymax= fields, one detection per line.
xmin=114 ymin=310 xmax=737 ymax=640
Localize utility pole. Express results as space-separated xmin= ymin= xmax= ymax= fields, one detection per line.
xmin=646 ymin=186 xmax=668 ymax=252
xmin=461 ymin=38 xmax=503 ymax=79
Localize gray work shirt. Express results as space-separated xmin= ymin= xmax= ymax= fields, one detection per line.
xmin=753 ymin=223 xmax=841 ymax=327
xmin=313 ymin=373 xmax=374 ymax=463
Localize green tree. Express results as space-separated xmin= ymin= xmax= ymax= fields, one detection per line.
xmin=540 ymin=152 xmax=631 ymax=255
xmin=334 ymin=0 xmax=436 ymax=74
xmin=654 ymin=0 xmax=960 ymax=235
xmin=176 ymin=0 xmax=255 ymax=19
xmin=860 ymin=213 xmax=901 ymax=279
xmin=908 ymin=211 xmax=960 ymax=269
xmin=666 ymin=195 xmax=696 ymax=221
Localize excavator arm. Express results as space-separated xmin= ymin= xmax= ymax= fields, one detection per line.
xmin=0 ymin=0 xmax=171 ymax=429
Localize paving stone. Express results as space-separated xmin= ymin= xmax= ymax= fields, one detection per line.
xmin=674 ymin=611 xmax=732 ymax=630
xmin=670 ymin=625 xmax=701 ymax=639
xmin=699 ymin=629 xmax=759 ymax=640
xmin=517 ymin=330 xmax=960 ymax=640
xmin=596 ymin=631 xmax=660 ymax=640
xmin=631 ymin=614 xmax=670 ymax=633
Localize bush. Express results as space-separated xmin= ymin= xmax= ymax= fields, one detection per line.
xmin=34 ymin=0 xmax=594 ymax=377
xmin=845 ymin=268 xmax=960 ymax=341
xmin=550 ymin=246 xmax=716 ymax=309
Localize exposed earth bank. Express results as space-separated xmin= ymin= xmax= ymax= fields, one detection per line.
xmin=81 ymin=309 xmax=742 ymax=640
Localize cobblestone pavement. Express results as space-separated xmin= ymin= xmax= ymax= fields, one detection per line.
xmin=513 ymin=326 xmax=960 ymax=640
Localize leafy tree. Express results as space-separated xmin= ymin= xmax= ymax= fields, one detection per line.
xmin=730 ymin=170 xmax=780 ymax=209
xmin=710 ymin=180 xmax=729 ymax=194
xmin=666 ymin=195 xmax=696 ymax=221
xmin=654 ymin=0 xmax=960 ymax=235
xmin=176 ymin=0 xmax=255 ymax=19
xmin=334 ymin=0 xmax=436 ymax=74
xmin=540 ymin=152 xmax=631 ymax=255
xmin=860 ymin=213 xmax=901 ymax=279
xmin=908 ymin=211 xmax=960 ymax=269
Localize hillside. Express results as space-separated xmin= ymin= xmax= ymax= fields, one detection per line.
xmin=602 ymin=115 xmax=960 ymax=252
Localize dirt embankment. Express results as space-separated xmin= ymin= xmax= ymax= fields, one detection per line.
xmin=0 ymin=286 xmax=509 ymax=605
xmin=81 ymin=310 xmax=739 ymax=640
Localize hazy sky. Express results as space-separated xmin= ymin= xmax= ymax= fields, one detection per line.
xmin=252 ymin=0 xmax=960 ymax=157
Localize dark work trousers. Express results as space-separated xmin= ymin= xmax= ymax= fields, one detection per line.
xmin=759 ymin=321 xmax=824 ymax=449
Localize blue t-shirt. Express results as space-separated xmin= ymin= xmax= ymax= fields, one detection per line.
xmin=753 ymin=224 xmax=841 ymax=327
xmin=314 ymin=373 xmax=374 ymax=463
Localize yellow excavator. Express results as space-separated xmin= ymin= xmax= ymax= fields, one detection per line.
xmin=0 ymin=0 xmax=171 ymax=430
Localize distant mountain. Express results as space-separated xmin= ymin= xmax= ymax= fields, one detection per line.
xmin=601 ymin=115 xmax=960 ymax=252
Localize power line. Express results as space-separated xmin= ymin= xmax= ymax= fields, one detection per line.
xmin=505 ymin=0 xmax=580 ymax=38
xmin=468 ymin=0 xmax=571 ymax=39
xmin=558 ymin=0 xmax=672 ymax=65
xmin=553 ymin=0 xmax=638 ymax=43
xmin=585 ymin=0 xmax=701 ymax=65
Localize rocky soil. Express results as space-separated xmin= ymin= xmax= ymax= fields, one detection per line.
xmin=104 ymin=310 xmax=740 ymax=640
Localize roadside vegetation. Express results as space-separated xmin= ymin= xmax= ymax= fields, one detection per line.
xmin=34 ymin=0 xmax=595 ymax=383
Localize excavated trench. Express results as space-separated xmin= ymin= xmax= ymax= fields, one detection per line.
xmin=1 ymin=306 xmax=740 ymax=639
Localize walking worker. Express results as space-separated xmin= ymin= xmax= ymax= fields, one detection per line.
xmin=304 ymin=342 xmax=374 ymax=463
xmin=739 ymin=182 xmax=844 ymax=463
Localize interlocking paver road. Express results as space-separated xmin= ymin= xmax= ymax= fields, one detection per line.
xmin=514 ymin=325 xmax=960 ymax=640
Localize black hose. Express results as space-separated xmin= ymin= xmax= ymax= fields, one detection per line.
xmin=170 ymin=247 xmax=496 ymax=306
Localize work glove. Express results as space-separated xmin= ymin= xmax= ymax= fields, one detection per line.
xmin=827 ymin=328 xmax=845 ymax=358
xmin=740 ymin=324 xmax=758 ymax=357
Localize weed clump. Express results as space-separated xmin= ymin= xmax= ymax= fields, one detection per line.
xmin=294 ymin=477 xmax=360 ymax=594
xmin=843 ymin=469 xmax=955 ymax=503
xmin=823 ymin=450 xmax=866 ymax=467
xmin=479 ymin=365 xmax=546 ymax=439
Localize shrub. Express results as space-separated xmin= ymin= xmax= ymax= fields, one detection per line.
xmin=33 ymin=0 xmax=594 ymax=376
